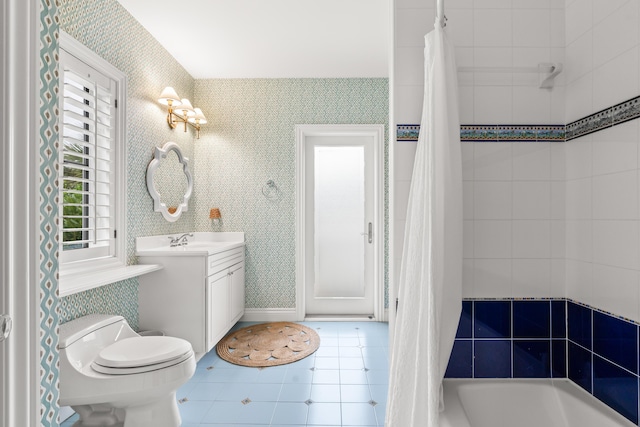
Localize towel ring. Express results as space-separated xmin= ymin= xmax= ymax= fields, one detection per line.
xmin=262 ymin=180 xmax=281 ymax=201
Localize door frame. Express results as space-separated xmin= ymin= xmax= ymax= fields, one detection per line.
xmin=295 ymin=124 xmax=385 ymax=321
xmin=1 ymin=0 xmax=41 ymax=426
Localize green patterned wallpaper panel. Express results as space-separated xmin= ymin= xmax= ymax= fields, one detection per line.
xmin=57 ymin=0 xmax=197 ymax=326
xmin=193 ymin=78 xmax=389 ymax=309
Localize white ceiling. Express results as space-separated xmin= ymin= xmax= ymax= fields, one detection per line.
xmin=116 ymin=0 xmax=390 ymax=79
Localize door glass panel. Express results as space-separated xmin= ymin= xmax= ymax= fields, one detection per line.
xmin=314 ymin=146 xmax=365 ymax=298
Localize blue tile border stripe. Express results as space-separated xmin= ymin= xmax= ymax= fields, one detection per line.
xmin=398 ymin=94 xmax=640 ymax=143
xmin=397 ymin=124 xmax=565 ymax=142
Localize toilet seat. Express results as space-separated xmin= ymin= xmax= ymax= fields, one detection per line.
xmin=91 ymin=336 xmax=194 ymax=375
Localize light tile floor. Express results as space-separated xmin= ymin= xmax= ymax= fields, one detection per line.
xmin=61 ymin=321 xmax=389 ymax=427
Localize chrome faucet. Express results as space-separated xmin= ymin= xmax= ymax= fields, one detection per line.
xmin=168 ymin=233 xmax=193 ymax=247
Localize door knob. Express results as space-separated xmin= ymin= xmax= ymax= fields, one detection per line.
xmin=0 ymin=315 xmax=12 ymax=343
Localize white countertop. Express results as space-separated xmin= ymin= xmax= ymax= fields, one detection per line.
xmin=136 ymin=232 xmax=245 ymax=257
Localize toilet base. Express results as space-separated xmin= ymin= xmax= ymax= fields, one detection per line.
xmin=71 ymin=392 xmax=181 ymax=427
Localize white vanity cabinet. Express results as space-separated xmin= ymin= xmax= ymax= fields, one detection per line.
xmin=136 ymin=234 xmax=245 ymax=356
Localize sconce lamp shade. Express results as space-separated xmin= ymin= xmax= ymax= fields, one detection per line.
xmin=158 ymin=87 xmax=181 ymax=106
xmin=175 ymin=98 xmax=196 ymax=116
xmin=209 ymin=208 xmax=221 ymax=219
xmin=189 ymin=108 xmax=208 ymax=124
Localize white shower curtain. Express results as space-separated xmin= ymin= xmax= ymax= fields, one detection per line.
xmin=386 ymin=18 xmax=463 ymax=427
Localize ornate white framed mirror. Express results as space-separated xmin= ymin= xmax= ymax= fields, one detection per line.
xmin=146 ymin=141 xmax=193 ymax=222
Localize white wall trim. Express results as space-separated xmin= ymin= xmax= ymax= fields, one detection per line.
xmin=240 ymin=308 xmax=298 ymax=323
xmin=1 ymin=0 xmax=40 ymax=425
xmin=295 ymin=124 xmax=386 ymax=323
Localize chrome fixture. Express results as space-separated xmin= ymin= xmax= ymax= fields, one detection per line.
xmin=168 ymin=233 xmax=193 ymax=247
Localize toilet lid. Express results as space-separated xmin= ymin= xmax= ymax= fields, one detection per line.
xmin=93 ymin=336 xmax=192 ymax=369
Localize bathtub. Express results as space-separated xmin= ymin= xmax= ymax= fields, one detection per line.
xmin=440 ymin=379 xmax=635 ymax=427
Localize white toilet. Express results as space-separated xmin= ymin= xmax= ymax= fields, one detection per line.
xmin=59 ymin=314 xmax=196 ymax=427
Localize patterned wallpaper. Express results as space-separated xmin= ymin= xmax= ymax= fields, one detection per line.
xmin=38 ymin=0 xmax=60 ymax=425
xmin=192 ymin=78 xmax=389 ymax=309
xmin=57 ymin=0 xmax=197 ymax=326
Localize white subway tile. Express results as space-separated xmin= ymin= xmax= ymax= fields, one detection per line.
xmin=512 ymin=181 xmax=552 ymax=220
xmin=512 ymin=87 xmax=552 ymax=124
xmin=513 ymin=9 xmax=551 ymax=47
xmin=565 ymin=0 xmax=593 ymax=45
xmin=564 ymin=135 xmax=592 ymax=180
xmin=512 ymin=259 xmax=552 ymax=297
xmin=592 ymin=170 xmax=638 ymax=220
xmin=473 ymin=9 xmax=513 ymax=47
xmin=592 ymin=0 xmax=629 ymax=25
xmin=550 ymin=9 xmax=566 ymax=48
xmin=565 ymin=73 xmax=593 ymax=123
xmin=565 ymin=31 xmax=593 ymax=84
xmin=394 ymin=220 xmax=407 ymax=255
xmin=448 ymin=0 xmax=474 ymax=8
xmin=593 ymin=1 xmax=639 ymax=69
xmin=462 ymin=142 xmax=474 ymax=180
xmin=395 ymin=47 xmax=424 ymax=86
xmin=550 ymin=259 xmax=566 ymax=298
xmin=551 ymin=220 xmax=566 ymax=258
xmin=394 ymin=141 xmax=418 ymax=181
xmin=462 ymin=258 xmax=474 ymax=298
xmin=394 ymin=85 xmax=423 ymax=124
xmin=512 ymin=220 xmax=551 ymax=258
xmin=592 ymin=220 xmax=640 ymax=270
xmin=474 ymin=0 xmax=513 ymax=8
xmin=550 ymin=84 xmax=566 ymax=124
xmin=474 ymin=142 xmax=513 ymax=180
xmin=551 ymin=181 xmax=566 ymax=220
xmin=565 ymin=178 xmax=592 ymax=220
xmin=592 ymin=47 xmax=639 ymax=112
xmin=473 ymin=259 xmax=512 ymax=298
xmin=446 ymin=9 xmax=475 ymax=47
xmin=396 ymin=8 xmax=436 ymax=47
xmin=592 ymin=120 xmax=639 ymax=176
xmin=550 ymin=142 xmax=566 ymax=181
xmin=474 ymin=86 xmax=514 ymax=124
xmin=464 ymin=220 xmax=474 ymax=258
xmin=513 ymin=0 xmax=551 ymax=9
xmin=592 ymin=264 xmax=640 ymax=323
xmin=459 ymin=86 xmax=475 ymax=124
xmin=474 ymin=220 xmax=512 ymax=258
xmin=394 ymin=180 xmax=412 ymax=220
xmin=474 ymin=181 xmax=513 ymax=219
xmin=463 ymin=181 xmax=474 ymax=220
xmin=565 ymin=219 xmax=593 ymax=262
xmin=565 ymin=259 xmax=593 ymax=306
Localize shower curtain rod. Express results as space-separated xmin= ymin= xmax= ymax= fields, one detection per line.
xmin=437 ymin=0 xmax=446 ymax=28
xmin=457 ymin=64 xmax=557 ymax=73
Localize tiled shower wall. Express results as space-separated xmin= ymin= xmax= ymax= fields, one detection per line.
xmin=394 ymin=0 xmax=567 ymax=299
xmin=564 ymin=0 xmax=640 ymax=324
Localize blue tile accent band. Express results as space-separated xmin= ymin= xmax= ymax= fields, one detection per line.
xmin=397 ymin=124 xmax=565 ymax=142
xmin=398 ymin=95 xmax=640 ymax=143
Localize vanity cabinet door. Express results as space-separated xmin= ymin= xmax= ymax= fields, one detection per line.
xmin=206 ymin=270 xmax=229 ymax=352
xmin=229 ymin=261 xmax=245 ymax=324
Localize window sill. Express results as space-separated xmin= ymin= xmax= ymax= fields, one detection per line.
xmin=59 ymin=264 xmax=163 ymax=297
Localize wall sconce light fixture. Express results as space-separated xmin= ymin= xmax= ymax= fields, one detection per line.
xmin=158 ymin=87 xmax=207 ymax=139
xmin=209 ymin=208 xmax=221 ymax=225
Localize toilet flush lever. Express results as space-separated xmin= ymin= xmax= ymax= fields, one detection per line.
xmin=0 ymin=315 xmax=12 ymax=343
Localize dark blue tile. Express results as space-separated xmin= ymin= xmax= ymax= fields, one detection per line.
xmin=513 ymin=301 xmax=550 ymax=338
xmin=474 ymin=340 xmax=511 ymax=378
xmin=445 ymin=340 xmax=472 ymax=378
xmin=513 ymin=340 xmax=550 ymax=378
xmin=552 ymin=339 xmax=567 ymax=378
xmin=455 ymin=301 xmax=473 ymax=339
xmin=474 ymin=301 xmax=511 ymax=339
xmin=568 ymin=302 xmax=592 ymax=350
xmin=568 ymin=342 xmax=592 ymax=393
xmin=551 ymin=300 xmax=566 ymax=338
xmin=593 ymin=355 xmax=639 ymax=425
xmin=593 ymin=311 xmax=638 ymax=374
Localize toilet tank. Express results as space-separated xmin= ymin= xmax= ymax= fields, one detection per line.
xmin=59 ymin=314 xmax=139 ymax=370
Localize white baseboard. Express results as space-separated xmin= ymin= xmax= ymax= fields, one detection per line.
xmin=240 ymin=308 xmax=298 ymax=322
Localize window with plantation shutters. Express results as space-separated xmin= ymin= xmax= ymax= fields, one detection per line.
xmin=59 ymin=36 xmax=126 ymax=268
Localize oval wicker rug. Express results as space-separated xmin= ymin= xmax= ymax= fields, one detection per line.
xmin=216 ymin=322 xmax=320 ymax=367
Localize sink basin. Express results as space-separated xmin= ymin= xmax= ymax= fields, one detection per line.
xmin=136 ymin=232 xmax=245 ymax=256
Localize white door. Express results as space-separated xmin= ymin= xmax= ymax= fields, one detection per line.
xmin=298 ymin=126 xmax=383 ymax=317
